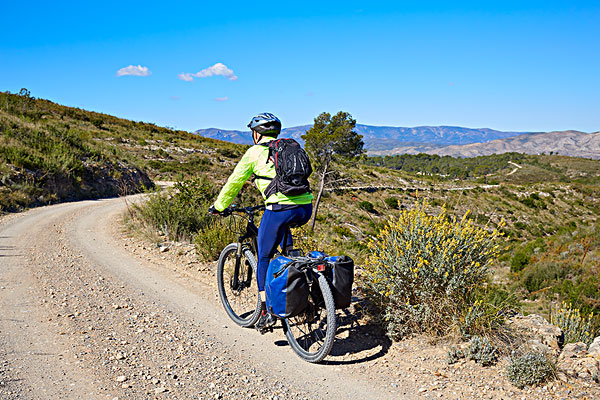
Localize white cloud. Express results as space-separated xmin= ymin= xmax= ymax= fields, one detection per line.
xmin=215 ymin=96 xmax=229 ymax=102
xmin=178 ymin=63 xmax=238 ymax=82
xmin=178 ymin=73 xmax=194 ymax=82
xmin=116 ymin=65 xmax=151 ymax=77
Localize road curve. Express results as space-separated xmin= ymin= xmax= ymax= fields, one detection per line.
xmin=0 ymin=197 xmax=399 ymax=400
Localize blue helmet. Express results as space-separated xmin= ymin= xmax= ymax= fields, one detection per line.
xmin=247 ymin=112 xmax=281 ymax=137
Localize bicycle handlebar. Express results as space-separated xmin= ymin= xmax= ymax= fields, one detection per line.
xmin=225 ymin=204 xmax=265 ymax=216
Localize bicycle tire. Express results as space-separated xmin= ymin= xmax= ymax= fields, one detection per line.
xmin=217 ymin=243 xmax=261 ymax=327
xmin=283 ymin=273 xmax=337 ymax=363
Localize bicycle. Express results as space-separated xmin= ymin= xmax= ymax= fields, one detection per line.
xmin=215 ymin=205 xmax=337 ymax=363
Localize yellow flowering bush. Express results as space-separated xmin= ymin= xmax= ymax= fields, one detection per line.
xmin=362 ymin=201 xmax=503 ymax=339
xmin=550 ymin=302 xmax=597 ymax=345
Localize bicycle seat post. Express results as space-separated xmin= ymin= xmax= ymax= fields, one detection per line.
xmin=281 ymin=230 xmax=290 ymax=256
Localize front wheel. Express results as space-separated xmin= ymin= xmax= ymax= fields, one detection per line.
xmin=216 ymin=243 xmax=261 ymax=327
xmin=283 ymin=273 xmax=337 ymax=363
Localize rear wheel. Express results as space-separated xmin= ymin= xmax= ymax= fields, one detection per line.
xmin=216 ymin=243 xmax=261 ymax=327
xmin=283 ymin=273 xmax=336 ymax=363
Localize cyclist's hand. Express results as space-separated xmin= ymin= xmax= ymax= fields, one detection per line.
xmin=208 ymin=205 xmax=221 ymax=215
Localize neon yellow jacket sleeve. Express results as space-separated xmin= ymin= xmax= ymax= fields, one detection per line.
xmin=213 ymin=146 xmax=255 ymax=211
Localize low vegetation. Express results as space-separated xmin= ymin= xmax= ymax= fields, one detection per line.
xmin=124 ymin=178 xmax=260 ymax=261
xmin=466 ymin=336 xmax=498 ymax=366
xmin=550 ymin=302 xmax=597 ymax=345
xmin=506 ymin=351 xmax=557 ymax=389
xmin=363 ymin=152 xmax=526 ymax=180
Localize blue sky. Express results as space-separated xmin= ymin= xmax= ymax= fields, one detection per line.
xmin=1 ymin=1 xmax=599 ymax=132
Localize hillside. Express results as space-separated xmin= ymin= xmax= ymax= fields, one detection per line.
xmin=0 ymin=90 xmax=244 ymax=211
xmin=370 ymin=130 xmax=600 ymax=159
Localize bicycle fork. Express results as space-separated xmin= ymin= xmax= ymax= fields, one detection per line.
xmin=232 ymin=242 xmax=253 ymax=292
xmin=232 ymin=242 xmax=243 ymax=290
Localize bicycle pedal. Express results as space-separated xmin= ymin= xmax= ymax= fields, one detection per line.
xmin=257 ymin=325 xmax=274 ymax=335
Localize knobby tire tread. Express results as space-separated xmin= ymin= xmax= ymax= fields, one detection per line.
xmin=284 ymin=273 xmax=336 ymax=363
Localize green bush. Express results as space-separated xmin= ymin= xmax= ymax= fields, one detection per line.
xmin=550 ymin=302 xmax=597 ymax=345
xmin=521 ymin=262 xmax=565 ymax=293
xmin=511 ymin=238 xmax=547 ymax=273
xmin=506 ymin=351 xmax=556 ymax=389
xmin=332 ymin=225 xmax=353 ymax=238
xmin=133 ymin=177 xmax=216 ymax=241
xmin=514 ymin=221 xmax=527 ymax=231
xmin=384 ymin=197 xmax=399 ymax=209
xmin=194 ymin=219 xmax=236 ymax=261
xmin=510 ymin=250 xmax=530 ymax=272
xmin=362 ymin=202 xmax=504 ymax=339
xmin=358 ymin=200 xmax=375 ymax=213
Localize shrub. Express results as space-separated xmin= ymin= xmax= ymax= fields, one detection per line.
xmin=550 ymin=302 xmax=597 ymax=345
xmin=510 ymin=250 xmax=530 ymax=272
xmin=446 ymin=347 xmax=464 ymax=365
xmin=460 ymin=285 xmax=520 ymax=337
xmin=520 ymin=197 xmax=536 ymax=208
xmin=194 ymin=219 xmax=236 ymax=261
xmin=511 ymin=238 xmax=547 ymax=273
xmin=361 ymin=201 xmax=504 ymax=339
xmin=384 ymin=197 xmax=399 ymax=209
xmin=467 ymin=336 xmax=498 ymax=366
xmin=358 ymin=200 xmax=375 ymax=213
xmin=332 ymin=225 xmax=353 ymax=238
xmin=132 ymin=177 xmax=216 ymax=241
xmin=506 ymin=351 xmax=556 ymax=389
xmin=521 ymin=262 xmax=565 ymax=293
xmin=514 ymin=221 xmax=527 ymax=231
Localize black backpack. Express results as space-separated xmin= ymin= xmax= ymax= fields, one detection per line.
xmin=257 ymin=138 xmax=312 ymax=198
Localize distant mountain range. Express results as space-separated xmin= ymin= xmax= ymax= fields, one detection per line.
xmin=384 ymin=130 xmax=600 ymax=159
xmin=195 ymin=124 xmax=526 ymax=148
xmin=195 ymin=125 xmax=600 ymax=159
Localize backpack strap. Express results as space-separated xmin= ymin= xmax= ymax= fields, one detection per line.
xmin=252 ymin=174 xmax=273 ymax=181
xmin=256 ymin=141 xmax=273 ymax=164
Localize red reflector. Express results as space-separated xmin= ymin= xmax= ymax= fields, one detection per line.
xmin=317 ymin=264 xmax=326 ymax=272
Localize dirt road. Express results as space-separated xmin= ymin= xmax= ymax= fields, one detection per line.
xmin=4 ymin=197 xmax=596 ymax=400
xmin=0 ymin=197 xmax=399 ymax=400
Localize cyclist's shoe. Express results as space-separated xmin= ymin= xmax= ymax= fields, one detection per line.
xmin=286 ymin=248 xmax=303 ymax=257
xmin=255 ymin=311 xmax=276 ymax=334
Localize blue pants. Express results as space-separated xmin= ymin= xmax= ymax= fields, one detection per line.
xmin=256 ymin=204 xmax=312 ymax=291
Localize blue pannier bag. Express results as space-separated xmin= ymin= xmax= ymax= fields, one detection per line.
xmin=265 ymin=256 xmax=309 ymax=318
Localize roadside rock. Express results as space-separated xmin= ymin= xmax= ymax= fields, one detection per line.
xmin=507 ymin=314 xmax=564 ymax=356
xmin=557 ymin=342 xmax=599 ymax=381
xmin=588 ymin=336 xmax=600 ymax=359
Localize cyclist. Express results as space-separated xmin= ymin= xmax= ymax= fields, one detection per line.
xmin=208 ymin=113 xmax=313 ymax=332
